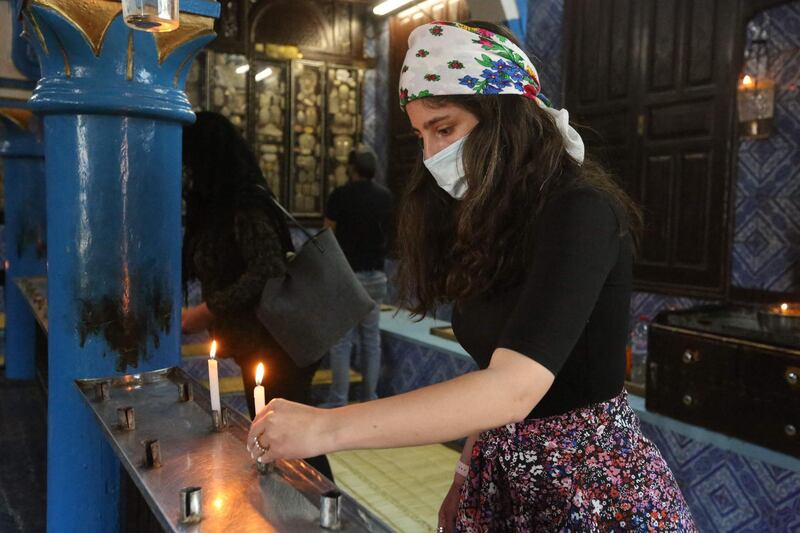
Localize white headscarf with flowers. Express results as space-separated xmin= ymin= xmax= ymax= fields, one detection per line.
xmin=399 ymin=21 xmax=584 ymax=163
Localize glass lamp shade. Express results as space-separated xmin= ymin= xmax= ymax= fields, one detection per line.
xmin=122 ymin=0 xmax=179 ymax=32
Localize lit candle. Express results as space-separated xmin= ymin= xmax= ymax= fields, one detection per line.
xmin=742 ymin=74 xmax=755 ymax=89
xmin=254 ymin=363 xmax=266 ymax=416
xmin=781 ymin=303 xmax=789 ymax=314
xmin=208 ymin=340 xmax=221 ymax=414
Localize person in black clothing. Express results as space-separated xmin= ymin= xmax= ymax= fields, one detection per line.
xmin=322 ymin=145 xmax=393 ymax=407
xmin=181 ymin=111 xmax=332 ymax=480
xmin=247 ymin=22 xmax=694 ymax=532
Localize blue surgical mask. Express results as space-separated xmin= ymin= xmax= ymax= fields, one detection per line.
xmin=423 ymin=134 xmax=468 ymax=199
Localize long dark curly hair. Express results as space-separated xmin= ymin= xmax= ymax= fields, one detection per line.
xmin=396 ymin=21 xmax=642 ymax=316
xmin=181 ymin=111 xmax=292 ymax=288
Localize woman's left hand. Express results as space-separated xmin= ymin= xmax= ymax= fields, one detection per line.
xmin=246 ymin=399 xmax=333 ymax=464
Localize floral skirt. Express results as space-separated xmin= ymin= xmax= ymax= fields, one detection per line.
xmin=456 ymin=390 xmax=697 ymax=532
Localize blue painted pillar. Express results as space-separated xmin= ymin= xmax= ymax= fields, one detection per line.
xmin=0 ymin=106 xmax=46 ymax=380
xmin=19 ymin=1 xmax=219 ymax=530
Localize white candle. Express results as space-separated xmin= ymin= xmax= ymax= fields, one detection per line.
xmin=254 ymin=362 xmax=266 ymax=415
xmin=208 ymin=340 xmax=221 ymax=413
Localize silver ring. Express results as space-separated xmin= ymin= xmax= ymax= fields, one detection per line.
xmin=252 ymin=431 xmax=269 ymax=456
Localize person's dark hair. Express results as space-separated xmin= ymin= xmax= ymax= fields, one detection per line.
xmin=182 ymin=111 xmax=292 ymax=291
xmin=396 ymin=21 xmax=642 ymax=316
xmin=348 ymin=144 xmax=378 ymax=180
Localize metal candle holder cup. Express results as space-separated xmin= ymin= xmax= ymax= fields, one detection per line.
xmin=117 ymin=406 xmax=135 ymax=430
xmin=177 ymin=381 xmax=193 ymax=402
xmin=179 ymin=486 xmax=203 ymax=523
xmin=211 ymin=408 xmax=229 ymax=431
xmin=320 ymin=490 xmax=342 ymax=530
xmin=256 ymin=461 xmax=274 ymax=475
xmin=95 ymin=380 xmax=110 ymax=401
xmin=143 ymin=439 xmax=162 ymax=468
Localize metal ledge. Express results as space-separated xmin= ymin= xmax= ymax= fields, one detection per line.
xmin=76 ymin=367 xmax=392 ymax=532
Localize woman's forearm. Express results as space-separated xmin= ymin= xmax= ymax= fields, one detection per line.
xmin=325 ymin=349 xmax=553 ymax=452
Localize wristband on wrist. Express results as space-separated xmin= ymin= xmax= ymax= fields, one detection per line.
xmin=455 ymin=460 xmax=469 ymax=478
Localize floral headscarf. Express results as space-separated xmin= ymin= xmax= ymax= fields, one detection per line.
xmin=399 ymin=21 xmax=547 ymax=108
xmin=398 ymin=21 xmax=585 ymax=163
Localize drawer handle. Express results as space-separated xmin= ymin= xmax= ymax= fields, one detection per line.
xmin=786 ymin=370 xmax=799 ymax=386
xmin=785 ymin=424 xmax=797 ymax=438
xmin=682 ymin=394 xmax=694 ymax=407
xmin=682 ymin=350 xmax=698 ymax=364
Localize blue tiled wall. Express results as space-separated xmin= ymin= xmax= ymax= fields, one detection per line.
xmin=732 ymin=2 xmax=800 ymax=293
xmin=361 ymin=17 xmax=390 ymax=187
xmin=524 ymin=0 xmax=564 ymax=107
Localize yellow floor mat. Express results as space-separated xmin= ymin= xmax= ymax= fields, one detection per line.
xmin=181 ymin=342 xmax=209 ymax=357
xmin=328 ymin=444 xmax=460 ymax=532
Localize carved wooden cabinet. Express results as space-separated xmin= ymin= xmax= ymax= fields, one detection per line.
xmin=564 ymin=0 xmax=739 ymax=298
xmin=647 ymin=306 xmax=800 ymax=457
xmin=184 ymin=0 xmax=372 ymax=220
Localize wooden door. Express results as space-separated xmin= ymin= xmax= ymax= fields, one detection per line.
xmin=565 ymin=0 xmax=737 ymax=298
xmin=635 ymin=0 xmax=736 ymax=296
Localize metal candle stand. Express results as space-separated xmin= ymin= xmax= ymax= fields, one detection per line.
xmin=76 ymin=367 xmax=390 ymax=532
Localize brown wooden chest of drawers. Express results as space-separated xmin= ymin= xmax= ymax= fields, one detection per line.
xmin=646 ymin=307 xmax=800 ymax=457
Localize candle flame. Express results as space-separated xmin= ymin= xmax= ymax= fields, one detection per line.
xmin=255 ymin=363 xmax=265 ymax=386
xmin=742 ymin=74 xmax=754 ymax=88
xmin=781 ymin=303 xmax=789 ymax=312
xmin=213 ymin=497 xmax=224 ymax=510
xmin=210 ymin=340 xmax=217 ymax=359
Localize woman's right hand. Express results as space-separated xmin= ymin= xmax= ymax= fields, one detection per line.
xmin=437 ymin=474 xmax=466 ymax=533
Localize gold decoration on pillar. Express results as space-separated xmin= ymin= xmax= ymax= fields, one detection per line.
xmin=53 ymin=31 xmax=72 ymax=77
xmin=26 ymin=0 xmax=215 ymax=70
xmin=172 ymin=53 xmax=194 ymax=88
xmin=31 ymin=0 xmax=121 ymax=56
xmin=152 ymin=13 xmax=214 ymax=64
xmin=0 ymin=108 xmax=34 ymax=131
xmin=24 ymin=10 xmax=49 ymax=55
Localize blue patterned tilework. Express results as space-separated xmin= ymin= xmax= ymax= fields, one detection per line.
xmin=733 ymin=2 xmax=800 ymax=293
xmin=640 ymin=420 xmax=800 ymax=533
xmin=361 ymin=17 xmax=390 ymax=186
xmin=223 ymin=394 xmax=249 ymax=417
xmin=525 ymin=0 xmax=564 ymax=108
xmin=377 ymin=334 xmax=477 ymax=397
xmin=181 ymin=354 xmax=241 ymax=379
xmin=629 ymin=291 xmax=710 ymax=328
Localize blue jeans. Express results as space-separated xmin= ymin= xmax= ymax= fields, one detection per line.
xmin=325 ymin=270 xmax=387 ymax=407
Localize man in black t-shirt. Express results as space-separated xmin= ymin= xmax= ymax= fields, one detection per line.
xmin=322 ymin=145 xmax=393 ymax=407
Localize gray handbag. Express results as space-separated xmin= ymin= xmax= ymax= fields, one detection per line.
xmin=255 ymin=198 xmax=375 ymax=368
